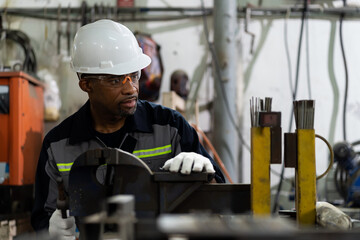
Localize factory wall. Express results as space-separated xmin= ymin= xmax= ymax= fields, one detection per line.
xmin=241 ymin=17 xmax=360 ymax=188
xmin=1 ymin=0 xmax=360 ymax=187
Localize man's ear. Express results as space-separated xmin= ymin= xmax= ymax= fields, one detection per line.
xmin=79 ymin=79 xmax=92 ymax=93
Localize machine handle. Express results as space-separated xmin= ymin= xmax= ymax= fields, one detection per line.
xmin=56 ymin=177 xmax=69 ymax=218
xmin=315 ymin=134 xmax=334 ymax=180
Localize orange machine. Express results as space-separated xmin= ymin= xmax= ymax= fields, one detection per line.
xmin=0 ymin=71 xmax=44 ymax=186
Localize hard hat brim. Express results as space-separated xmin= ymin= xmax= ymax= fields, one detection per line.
xmin=71 ymin=53 xmax=151 ymax=76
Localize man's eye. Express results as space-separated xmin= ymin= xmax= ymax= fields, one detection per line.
xmin=130 ymin=73 xmax=139 ymax=80
xmin=109 ymin=79 xmax=121 ymax=85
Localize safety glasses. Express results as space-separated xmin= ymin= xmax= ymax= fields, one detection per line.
xmin=81 ymin=71 xmax=141 ymax=88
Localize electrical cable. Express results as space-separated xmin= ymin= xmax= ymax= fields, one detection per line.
xmin=334 ymin=164 xmax=346 ymax=199
xmin=267 ymin=7 xmax=296 ymax=190
xmin=305 ymin=13 xmax=312 ymax=99
xmin=339 ymin=0 xmax=349 ymax=141
xmin=201 ymin=1 xmax=297 ymax=187
xmin=335 ymin=164 xmax=348 ymax=200
xmin=192 ymin=122 xmax=294 ymax=185
xmin=327 ymin=20 xmax=340 ymax=146
xmin=292 ymin=0 xmax=308 ymax=102
xmin=351 ymin=140 xmax=360 ymax=146
xmin=200 ymin=0 xmax=250 ymax=151
xmin=271 ymin=6 xmax=309 ymax=190
xmin=272 ymin=0 xmax=308 ymax=214
xmin=1 ymin=29 xmax=37 ymax=74
xmin=270 ymin=169 xmax=293 ymax=185
xmin=284 ymin=8 xmax=293 ymax=95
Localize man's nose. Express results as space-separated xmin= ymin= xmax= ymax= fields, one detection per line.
xmin=121 ymin=78 xmax=137 ymax=94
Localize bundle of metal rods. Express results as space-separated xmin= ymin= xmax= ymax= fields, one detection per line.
xmin=293 ymin=100 xmax=315 ymax=129
xmin=250 ymin=97 xmax=272 ymax=127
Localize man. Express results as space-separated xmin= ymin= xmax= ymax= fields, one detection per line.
xmin=170 ymin=69 xmax=189 ymax=100
xmin=31 ymin=19 xmax=225 ymax=238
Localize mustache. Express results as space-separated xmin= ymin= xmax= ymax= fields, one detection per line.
xmin=119 ymin=95 xmax=138 ymax=102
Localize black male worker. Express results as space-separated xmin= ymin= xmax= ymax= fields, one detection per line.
xmin=31 ymin=19 xmax=225 ymax=239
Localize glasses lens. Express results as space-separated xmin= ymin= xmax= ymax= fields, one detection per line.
xmin=121 ymin=71 xmax=141 ymax=84
xmin=82 ymin=71 xmax=141 ymax=87
xmin=129 ymin=71 xmax=141 ymax=83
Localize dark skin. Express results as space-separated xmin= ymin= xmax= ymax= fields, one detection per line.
xmin=78 ymin=76 xmax=139 ymax=133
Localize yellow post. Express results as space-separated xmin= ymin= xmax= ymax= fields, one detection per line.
xmin=251 ymin=127 xmax=271 ymax=215
xmin=296 ymin=129 xmax=316 ymax=225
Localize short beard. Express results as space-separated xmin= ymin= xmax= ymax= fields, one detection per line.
xmin=117 ymin=97 xmax=137 ymax=118
xmin=119 ymin=104 xmax=137 ymax=118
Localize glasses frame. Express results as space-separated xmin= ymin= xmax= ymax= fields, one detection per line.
xmin=81 ymin=71 xmax=141 ymax=88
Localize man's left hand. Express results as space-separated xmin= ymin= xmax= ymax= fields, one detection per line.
xmin=162 ymin=152 xmax=215 ymax=175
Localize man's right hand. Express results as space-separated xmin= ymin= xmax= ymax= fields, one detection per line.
xmin=49 ymin=209 xmax=76 ymax=240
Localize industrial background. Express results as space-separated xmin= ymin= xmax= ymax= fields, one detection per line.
xmin=1 ymin=0 xmax=360 ymax=239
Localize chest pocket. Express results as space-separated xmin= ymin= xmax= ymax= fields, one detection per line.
xmin=133 ymin=144 xmax=173 ymax=172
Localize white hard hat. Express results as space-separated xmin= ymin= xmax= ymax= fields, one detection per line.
xmin=70 ymin=19 xmax=151 ymax=75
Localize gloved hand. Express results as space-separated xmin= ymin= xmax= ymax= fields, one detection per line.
xmin=49 ymin=209 xmax=76 ymax=240
xmin=162 ymin=152 xmax=215 ymax=175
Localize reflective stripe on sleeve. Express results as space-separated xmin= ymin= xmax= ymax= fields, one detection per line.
xmin=56 ymin=162 xmax=74 ymax=172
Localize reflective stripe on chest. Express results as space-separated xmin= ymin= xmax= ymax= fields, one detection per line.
xmin=132 ymin=144 xmax=172 ymax=158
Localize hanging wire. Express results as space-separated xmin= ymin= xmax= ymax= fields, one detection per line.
xmin=327 ymin=20 xmax=340 ymax=145
xmin=200 ymin=0 xmax=250 ymax=151
xmin=272 ymin=0 xmax=308 ymax=214
xmin=305 ymin=11 xmax=312 ymax=99
xmin=284 ymin=8 xmax=294 ymax=95
xmin=339 ymin=0 xmax=349 ymax=141
xmin=1 ymin=29 xmax=37 ymax=74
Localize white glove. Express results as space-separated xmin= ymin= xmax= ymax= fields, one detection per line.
xmin=49 ymin=209 xmax=76 ymax=240
xmin=162 ymin=152 xmax=216 ymax=175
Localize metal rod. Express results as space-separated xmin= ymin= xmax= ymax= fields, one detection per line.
xmin=250 ymin=97 xmax=273 ymax=127
xmin=293 ymin=100 xmax=315 ymax=129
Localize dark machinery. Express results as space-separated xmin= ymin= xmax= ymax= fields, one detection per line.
xmin=333 ymin=141 xmax=360 ymax=207
xmin=67 ymin=148 xmax=250 ymax=238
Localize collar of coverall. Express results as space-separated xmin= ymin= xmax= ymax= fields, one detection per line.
xmin=68 ymin=100 xmax=153 ymax=145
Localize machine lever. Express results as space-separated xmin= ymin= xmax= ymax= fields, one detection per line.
xmin=56 ymin=177 xmax=69 ymax=219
